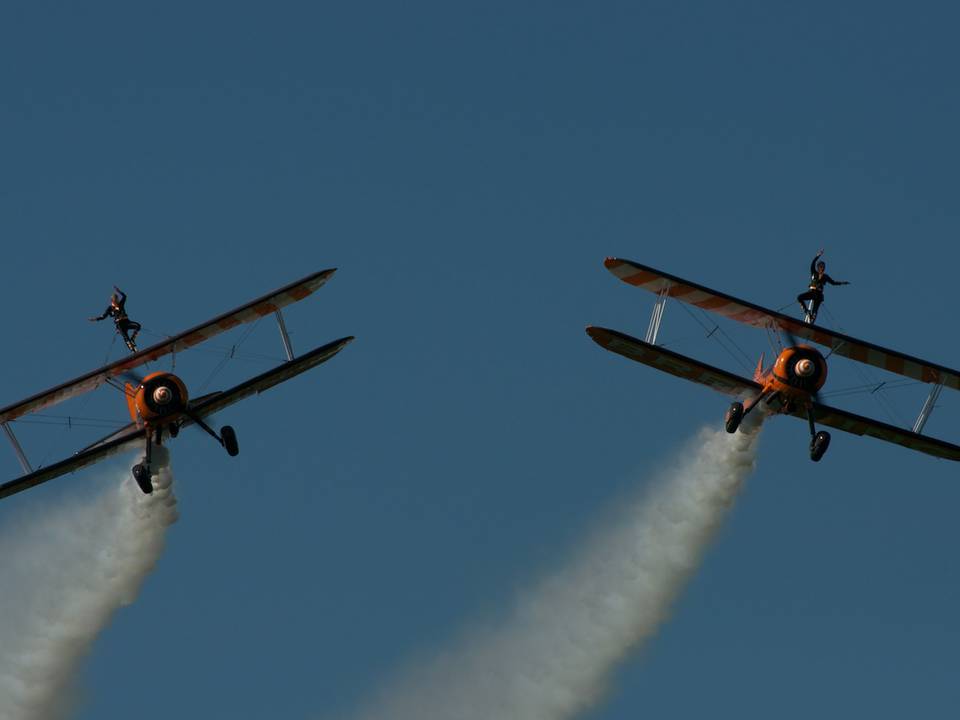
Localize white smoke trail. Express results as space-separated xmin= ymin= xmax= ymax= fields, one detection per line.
xmin=347 ymin=422 xmax=762 ymax=720
xmin=0 ymin=447 xmax=178 ymax=720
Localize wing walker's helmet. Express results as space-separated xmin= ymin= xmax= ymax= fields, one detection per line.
xmin=816 ymin=261 xmax=826 ymax=272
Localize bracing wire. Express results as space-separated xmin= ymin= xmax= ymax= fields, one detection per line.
xmin=196 ymin=317 xmax=263 ymax=394
xmin=33 ymin=333 xmax=122 ymax=469
xmin=16 ymin=414 xmax=128 ymax=430
xmin=819 ymin=306 xmax=911 ymax=427
xmin=675 ymin=301 xmax=754 ymax=373
xmin=137 ymin=325 xmax=284 ymax=365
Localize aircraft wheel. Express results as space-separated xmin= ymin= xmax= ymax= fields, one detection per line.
xmin=221 ymin=425 xmax=239 ymax=457
xmin=169 ymin=422 xmax=179 ymax=438
xmin=810 ymin=431 xmax=831 ymax=462
xmin=132 ymin=463 xmax=154 ymax=494
xmin=724 ymin=402 xmax=744 ymax=434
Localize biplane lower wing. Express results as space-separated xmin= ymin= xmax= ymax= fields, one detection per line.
xmin=586 ymin=326 xmax=762 ymax=397
xmin=586 ymin=326 xmax=960 ymax=462
xmin=0 ymin=268 xmax=338 ymax=425
xmin=803 ymin=403 xmax=960 ymax=462
xmin=0 ymin=428 xmax=146 ymax=500
xmin=0 ymin=336 xmax=354 ymax=501
xmin=604 ymin=257 xmax=960 ymax=391
xmin=184 ymin=336 xmax=354 ymax=421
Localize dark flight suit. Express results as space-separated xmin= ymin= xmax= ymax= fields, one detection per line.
xmin=92 ymin=288 xmax=141 ymax=347
xmin=797 ymin=255 xmax=847 ymax=322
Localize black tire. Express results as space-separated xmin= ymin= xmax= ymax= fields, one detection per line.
xmin=132 ymin=463 xmax=154 ymax=494
xmin=168 ymin=422 xmax=180 ymax=438
xmin=810 ymin=431 xmax=831 ymax=462
xmin=221 ymin=425 xmax=239 ymax=457
xmin=724 ymin=402 xmax=744 ymax=434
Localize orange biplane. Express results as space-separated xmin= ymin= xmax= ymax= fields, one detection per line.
xmin=0 ymin=269 xmax=353 ymax=499
xmin=588 ymin=257 xmax=960 ymax=463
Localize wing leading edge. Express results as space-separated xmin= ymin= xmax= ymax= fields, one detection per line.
xmin=586 ymin=326 xmax=761 ymax=397
xmin=183 ymin=335 xmax=354 ymax=421
xmin=586 ymin=325 xmax=960 ymax=462
xmin=0 ymin=268 xmax=337 ymax=425
xmin=604 ymin=257 xmax=960 ymax=392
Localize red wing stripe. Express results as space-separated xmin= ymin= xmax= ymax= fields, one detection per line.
xmin=695 ymin=296 xmax=731 ymax=311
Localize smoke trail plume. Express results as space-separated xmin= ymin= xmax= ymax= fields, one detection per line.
xmin=0 ymin=448 xmax=178 ymax=720
xmin=347 ymin=423 xmax=762 ymax=720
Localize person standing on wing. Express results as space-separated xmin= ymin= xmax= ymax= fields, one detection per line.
xmin=89 ymin=285 xmax=142 ymax=351
xmin=796 ymin=249 xmax=850 ymax=324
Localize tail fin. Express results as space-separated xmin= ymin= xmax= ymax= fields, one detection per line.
xmin=753 ymin=353 xmax=765 ymax=383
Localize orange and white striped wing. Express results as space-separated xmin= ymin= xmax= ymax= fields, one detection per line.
xmin=605 ymin=257 xmax=773 ymax=327
xmin=0 ymin=268 xmax=336 ymax=424
xmin=604 ymin=258 xmax=960 ymax=392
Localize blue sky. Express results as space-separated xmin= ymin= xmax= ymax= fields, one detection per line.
xmin=2 ymin=2 xmax=960 ymax=718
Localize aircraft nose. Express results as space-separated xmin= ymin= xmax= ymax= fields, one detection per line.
xmin=795 ymin=358 xmax=815 ymax=377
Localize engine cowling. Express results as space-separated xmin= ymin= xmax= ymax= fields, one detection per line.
xmin=134 ymin=372 xmax=189 ymax=422
xmin=772 ymin=345 xmax=828 ymax=393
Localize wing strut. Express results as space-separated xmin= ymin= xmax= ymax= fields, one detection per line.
xmin=645 ymin=284 xmax=670 ymax=344
xmin=913 ymin=382 xmax=944 ymax=434
xmin=1 ymin=422 xmax=33 ymax=474
xmin=274 ymin=310 xmax=295 ymax=361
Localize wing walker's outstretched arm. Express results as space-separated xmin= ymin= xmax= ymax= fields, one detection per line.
xmin=810 ymin=249 xmax=824 ymax=277
xmin=821 ymin=273 xmax=849 ymax=287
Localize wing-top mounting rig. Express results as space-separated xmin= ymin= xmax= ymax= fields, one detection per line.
xmin=0 ymin=269 xmax=354 ymax=499
xmin=588 ymin=257 xmax=960 ymax=463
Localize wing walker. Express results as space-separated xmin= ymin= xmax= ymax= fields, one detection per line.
xmin=0 ymin=269 xmax=353 ymax=499
xmin=588 ymin=257 xmax=960 ymax=463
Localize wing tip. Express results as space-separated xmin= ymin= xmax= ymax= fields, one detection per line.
xmin=585 ymin=325 xmax=613 ymax=346
xmin=327 ymin=335 xmax=356 ymax=354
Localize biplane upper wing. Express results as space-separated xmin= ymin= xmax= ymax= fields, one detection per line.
xmin=0 ymin=269 xmax=337 ymax=425
xmin=0 ymin=427 xmax=146 ymax=500
xmin=587 ymin=325 xmax=960 ymax=462
xmin=604 ymin=258 xmax=960 ymax=391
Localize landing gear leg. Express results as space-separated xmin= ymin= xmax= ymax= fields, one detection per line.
xmin=184 ymin=410 xmax=240 ymax=457
xmin=807 ymin=406 xmax=831 ymax=462
xmin=725 ymin=392 xmax=766 ymax=434
xmin=131 ymin=428 xmax=155 ymax=494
